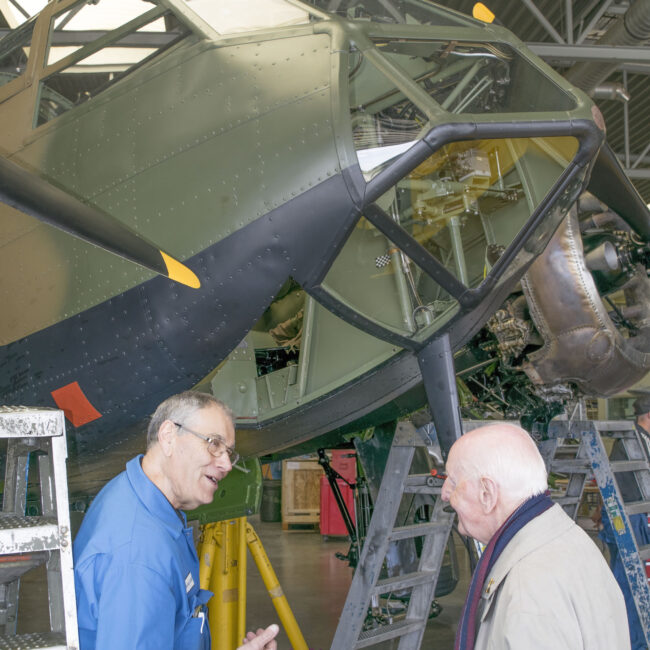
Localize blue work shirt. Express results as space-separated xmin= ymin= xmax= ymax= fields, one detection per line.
xmin=73 ymin=455 xmax=212 ymax=650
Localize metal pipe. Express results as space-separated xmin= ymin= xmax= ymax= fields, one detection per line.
xmin=390 ymin=204 xmax=416 ymax=333
xmin=296 ymin=295 xmax=314 ymax=398
xmin=591 ymin=82 xmax=631 ymax=101
xmin=566 ymin=0 xmax=574 ymax=43
xmin=198 ymin=524 xmax=218 ymax=590
xmin=246 ymin=522 xmax=309 ymax=650
xmin=449 ymin=215 xmax=469 ymax=287
xmin=441 ymin=59 xmax=482 ymax=111
xmin=237 ymin=519 xmax=247 ymax=646
xmin=631 ymin=140 xmax=650 ymax=169
xmin=623 ymin=71 xmax=631 ymax=169
xmin=207 ymin=521 xmax=241 ymax=650
xmin=576 ymin=0 xmax=615 ymax=44
xmin=520 ymin=0 xmax=567 ymax=43
xmin=566 ymin=0 xmax=650 ymax=93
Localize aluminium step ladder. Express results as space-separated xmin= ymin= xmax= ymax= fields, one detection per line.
xmin=330 ymin=420 xmax=454 ymax=650
xmin=0 ymin=406 xmax=79 ymax=650
xmin=539 ymin=419 xmax=650 ymax=647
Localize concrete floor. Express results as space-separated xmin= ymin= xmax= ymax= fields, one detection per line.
xmin=17 ymin=514 xmax=470 ymax=649
xmin=16 ymin=515 xmax=606 ymax=649
xmin=239 ymin=516 xmax=469 ymax=650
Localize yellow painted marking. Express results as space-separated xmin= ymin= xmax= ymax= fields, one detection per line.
xmin=613 ymin=516 xmax=626 ymax=534
xmin=473 ymin=2 xmax=495 ymax=23
xmin=161 ymin=251 xmax=201 ymax=288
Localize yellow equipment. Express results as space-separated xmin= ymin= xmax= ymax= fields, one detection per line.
xmin=199 ymin=517 xmax=308 ymax=650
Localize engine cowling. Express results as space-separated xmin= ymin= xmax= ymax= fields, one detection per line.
xmin=520 ymin=197 xmax=650 ymax=397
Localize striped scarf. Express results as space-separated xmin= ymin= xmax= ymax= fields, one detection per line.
xmin=454 ymin=491 xmax=554 ymax=650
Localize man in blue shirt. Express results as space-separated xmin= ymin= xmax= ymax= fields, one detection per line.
xmin=73 ymin=391 xmax=278 ymax=650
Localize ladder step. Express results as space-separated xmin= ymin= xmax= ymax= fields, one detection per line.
xmin=550 ymin=460 xmax=591 ymax=473
xmin=593 ymin=422 xmax=637 ymax=434
xmin=639 ymin=545 xmax=650 ymax=562
xmin=0 ymin=551 xmax=49 ymax=584
xmin=553 ymin=496 xmax=581 ymax=507
xmin=355 ymin=618 xmax=427 ymax=648
xmin=0 ymin=517 xmax=59 ymax=554
xmin=388 ymin=522 xmax=448 ymax=542
xmin=373 ymin=570 xmax=437 ymax=595
xmin=402 ymin=475 xmax=443 ymax=495
xmin=0 ymin=631 xmax=66 ymax=649
xmin=611 ymin=460 xmax=649 ymax=473
xmin=625 ymin=500 xmax=650 ymax=516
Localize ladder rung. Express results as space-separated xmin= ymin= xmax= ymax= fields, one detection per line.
xmin=611 ymin=460 xmax=649 ymax=473
xmin=625 ymin=500 xmax=650 ymax=516
xmin=550 ymin=460 xmax=591 ymax=473
xmin=0 ymin=551 xmax=49 ymax=585
xmin=403 ymin=475 xmax=443 ymax=495
xmin=0 ymin=517 xmax=59 ymax=554
xmin=593 ymin=421 xmax=636 ymax=433
xmin=355 ymin=618 xmax=427 ymax=648
xmin=553 ymin=496 xmax=581 ymax=506
xmin=374 ymin=570 xmax=437 ymax=595
xmin=638 ymin=545 xmax=650 ymax=562
xmin=0 ymin=631 xmax=66 ymax=649
xmin=388 ymin=522 xmax=448 ymax=542
xmin=608 ymin=429 xmax=643 ymax=439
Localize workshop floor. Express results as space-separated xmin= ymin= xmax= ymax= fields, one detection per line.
xmin=17 ymin=514 xmax=470 ymax=649
xmin=17 ymin=515 xmax=605 ymax=649
xmin=238 ymin=516 xmax=469 ymax=650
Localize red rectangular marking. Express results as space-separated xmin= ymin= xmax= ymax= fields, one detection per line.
xmin=51 ymin=381 xmax=102 ymax=427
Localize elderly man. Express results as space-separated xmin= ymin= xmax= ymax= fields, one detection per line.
xmin=74 ymin=391 xmax=278 ymax=650
xmin=442 ymin=423 xmax=629 ymax=650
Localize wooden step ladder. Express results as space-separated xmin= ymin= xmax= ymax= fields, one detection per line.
xmin=0 ymin=406 xmax=79 ymax=649
xmin=540 ymin=419 xmax=650 ymax=647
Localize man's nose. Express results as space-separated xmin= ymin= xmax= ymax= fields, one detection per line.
xmin=215 ymin=451 xmax=232 ymax=473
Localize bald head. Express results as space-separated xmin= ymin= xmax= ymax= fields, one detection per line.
xmin=454 ymin=423 xmax=548 ymax=504
xmin=441 ymin=424 xmax=549 ymax=543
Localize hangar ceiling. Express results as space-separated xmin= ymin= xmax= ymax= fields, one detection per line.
xmin=1 ymin=0 xmax=649 ymax=201
xmin=433 ymin=0 xmax=650 ymax=202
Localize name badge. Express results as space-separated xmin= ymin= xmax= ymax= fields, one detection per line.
xmin=185 ymin=572 xmax=194 ymax=593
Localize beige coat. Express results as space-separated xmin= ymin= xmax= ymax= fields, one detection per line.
xmin=474 ymin=504 xmax=630 ymax=650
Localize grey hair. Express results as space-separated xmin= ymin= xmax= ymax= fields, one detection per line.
xmin=146 ymin=391 xmax=234 ymax=450
xmin=460 ymin=425 xmax=548 ymax=503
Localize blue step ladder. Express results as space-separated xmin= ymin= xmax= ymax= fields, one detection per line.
xmin=539 ymin=420 xmax=650 ymax=647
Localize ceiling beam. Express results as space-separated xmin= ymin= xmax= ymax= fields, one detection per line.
xmin=520 ymin=0 xmax=566 ymax=44
xmin=0 ymin=29 xmax=175 ymax=47
xmin=624 ymin=168 xmax=650 ymax=179
xmin=528 ymin=42 xmax=650 ymax=64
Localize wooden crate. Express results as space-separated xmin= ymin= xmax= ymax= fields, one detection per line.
xmin=282 ymin=459 xmax=323 ymax=531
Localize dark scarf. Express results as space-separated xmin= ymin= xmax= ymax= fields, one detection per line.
xmin=454 ymin=491 xmax=554 ymax=650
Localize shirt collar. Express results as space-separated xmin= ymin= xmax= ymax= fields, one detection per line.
xmin=126 ymin=455 xmax=187 ymax=537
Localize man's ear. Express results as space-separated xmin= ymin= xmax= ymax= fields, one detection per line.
xmin=479 ymin=476 xmax=498 ymax=514
xmin=157 ymin=419 xmax=177 ymax=457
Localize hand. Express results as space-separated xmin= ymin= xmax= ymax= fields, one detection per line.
xmin=237 ymin=623 xmax=279 ymax=650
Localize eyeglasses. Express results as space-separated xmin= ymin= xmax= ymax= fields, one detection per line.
xmin=173 ymin=422 xmax=240 ymax=464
